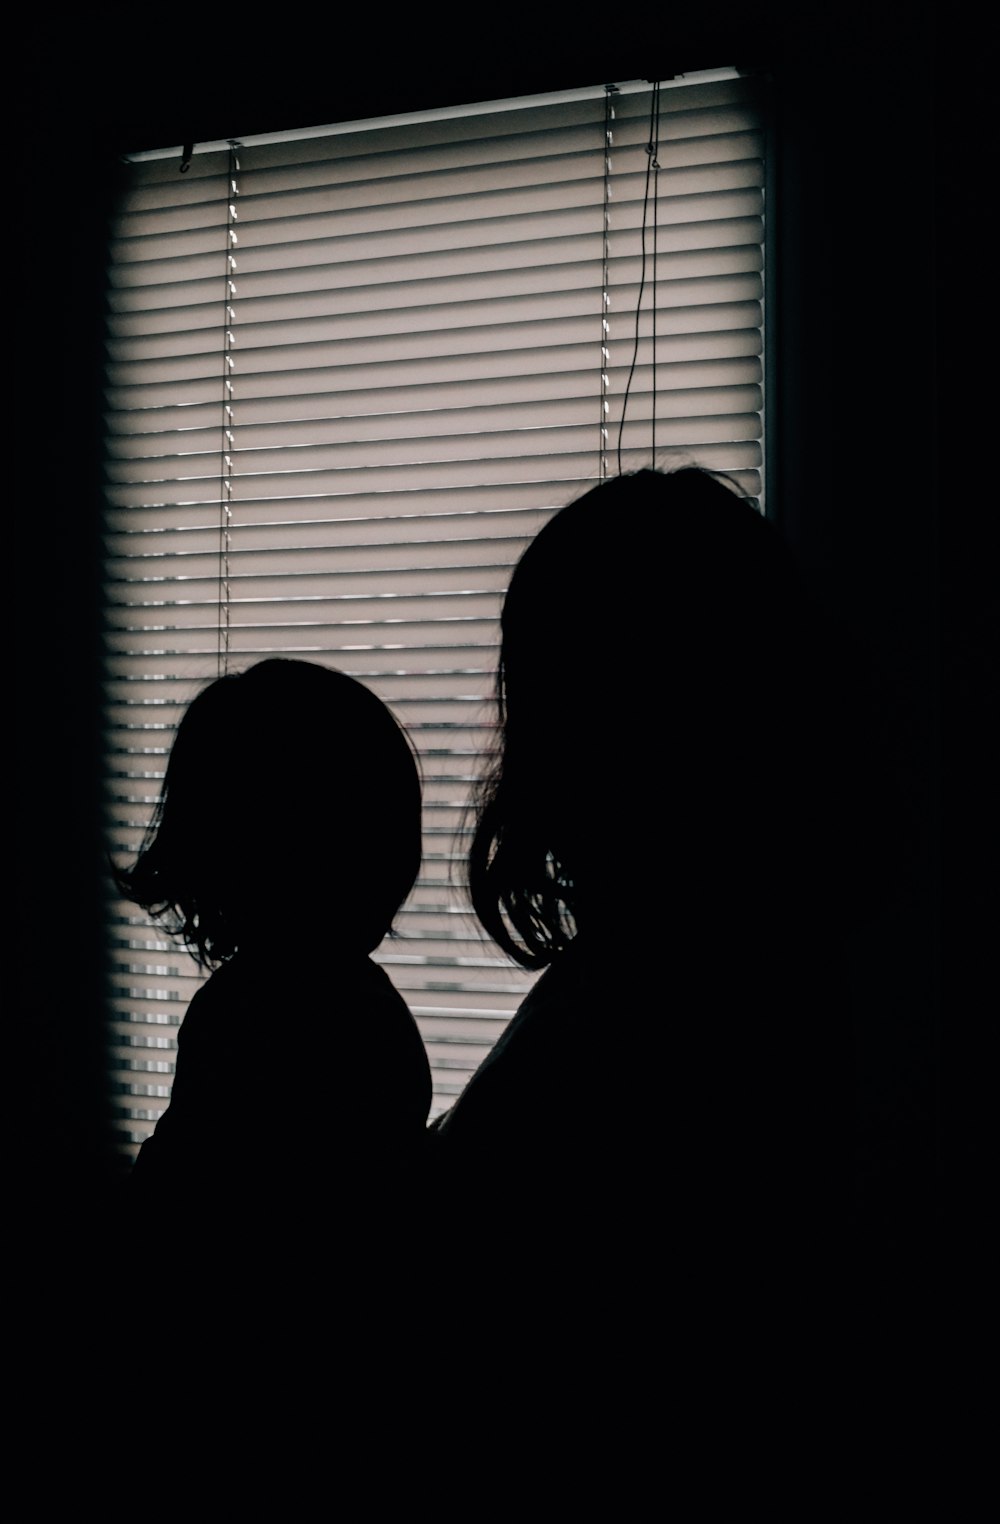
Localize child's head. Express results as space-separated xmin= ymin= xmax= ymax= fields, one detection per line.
xmin=116 ymin=659 xmax=422 ymax=965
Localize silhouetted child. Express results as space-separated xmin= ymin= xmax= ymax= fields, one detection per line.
xmin=114 ymin=658 xmax=430 ymax=1278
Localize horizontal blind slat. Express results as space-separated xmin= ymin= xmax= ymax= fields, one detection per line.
xmin=107 ymin=206 xmax=764 ymax=289
xmin=107 ymin=237 xmax=762 ymax=316
xmin=104 ymin=301 xmax=764 ymax=389
xmin=106 ymin=270 xmax=764 ymax=353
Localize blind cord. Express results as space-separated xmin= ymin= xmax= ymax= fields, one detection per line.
xmin=218 ymin=142 xmax=241 ymax=677
xmin=617 ymin=80 xmax=662 ymax=475
xmin=600 ymin=85 xmax=618 ymax=481
xmin=651 ymin=80 xmax=661 ymax=465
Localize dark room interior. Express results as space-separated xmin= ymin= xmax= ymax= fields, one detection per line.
xmin=12 ymin=3 xmax=989 ymax=1276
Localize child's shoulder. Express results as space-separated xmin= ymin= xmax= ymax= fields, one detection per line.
xmin=199 ymin=946 xmax=412 ymax=1024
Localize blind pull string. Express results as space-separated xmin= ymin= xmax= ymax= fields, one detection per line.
xmin=600 ymin=85 xmax=618 ymax=482
xmin=650 ymin=80 xmax=661 ymax=466
xmin=218 ymin=141 xmax=241 ymax=678
xmin=617 ymin=79 xmax=662 ymax=476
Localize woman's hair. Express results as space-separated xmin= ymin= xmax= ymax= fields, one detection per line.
xmin=468 ymin=467 xmax=839 ymax=970
xmin=114 ymin=659 xmax=422 ymax=966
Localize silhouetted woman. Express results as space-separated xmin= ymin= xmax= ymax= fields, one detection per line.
xmin=114 ymin=658 xmax=430 ymax=1278
xmin=432 ymin=468 xmax=852 ymax=1283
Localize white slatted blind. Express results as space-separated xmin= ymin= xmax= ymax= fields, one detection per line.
xmin=102 ymin=72 xmax=767 ymax=1156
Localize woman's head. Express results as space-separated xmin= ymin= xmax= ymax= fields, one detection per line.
xmin=115 ymin=659 xmax=422 ymax=964
xmin=469 ymin=468 xmax=828 ymax=968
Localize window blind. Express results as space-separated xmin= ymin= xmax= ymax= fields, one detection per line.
xmin=102 ymin=71 xmax=767 ymax=1157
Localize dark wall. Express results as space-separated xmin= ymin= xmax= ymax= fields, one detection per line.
xmin=14 ymin=5 xmax=983 ymax=1242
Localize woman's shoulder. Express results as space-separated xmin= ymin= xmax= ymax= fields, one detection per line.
xmin=432 ymin=941 xmax=624 ymax=1148
xmin=489 ymin=940 xmax=632 ymax=1048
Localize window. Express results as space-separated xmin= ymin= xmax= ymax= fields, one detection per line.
xmin=102 ymin=70 xmax=768 ymax=1161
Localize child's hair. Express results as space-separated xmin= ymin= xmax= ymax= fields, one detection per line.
xmin=114 ymin=659 xmax=422 ymax=965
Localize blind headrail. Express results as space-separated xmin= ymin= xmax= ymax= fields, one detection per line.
xmin=124 ymin=69 xmax=746 ymax=163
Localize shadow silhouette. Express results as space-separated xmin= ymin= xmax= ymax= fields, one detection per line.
xmin=112 ymin=659 xmax=431 ymax=1293
xmin=430 ymin=468 xmax=876 ymax=1300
